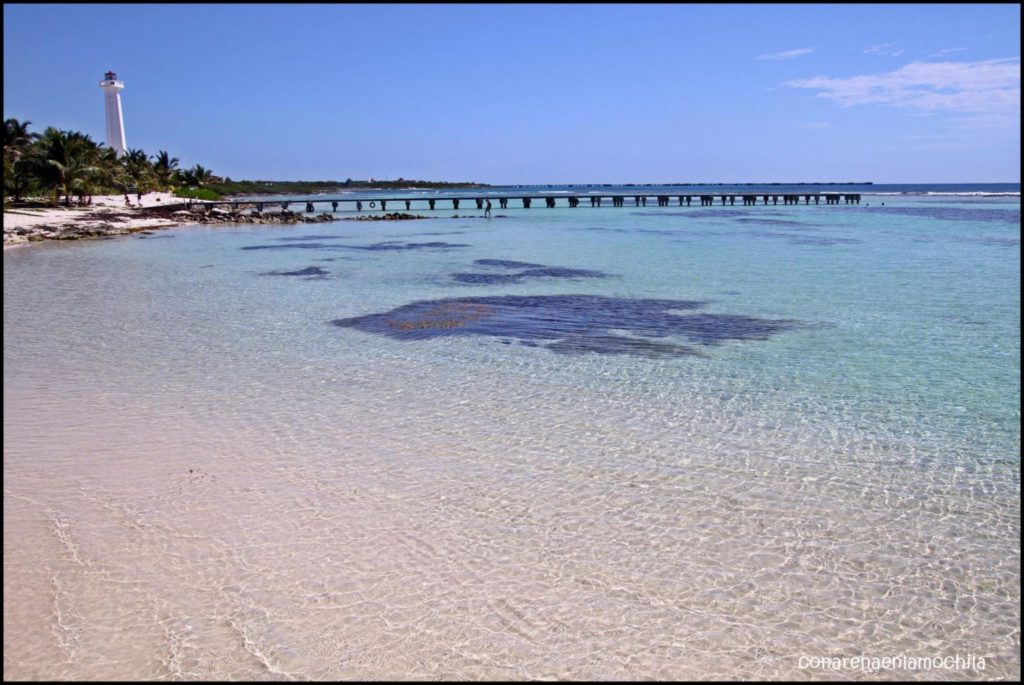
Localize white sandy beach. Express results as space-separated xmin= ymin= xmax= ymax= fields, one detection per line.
xmin=3 ymin=191 xmax=184 ymax=247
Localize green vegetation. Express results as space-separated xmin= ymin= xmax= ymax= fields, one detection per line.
xmin=171 ymin=187 xmax=221 ymax=201
xmin=3 ymin=118 xmax=487 ymax=207
xmin=2 ymin=118 xmax=226 ymax=206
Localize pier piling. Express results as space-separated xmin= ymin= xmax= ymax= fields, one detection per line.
xmin=201 ymin=190 xmax=864 ymax=217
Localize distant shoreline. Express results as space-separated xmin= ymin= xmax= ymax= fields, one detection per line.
xmin=210 ymin=180 xmax=491 ymax=199
xmin=221 ymin=180 xmax=875 ymax=194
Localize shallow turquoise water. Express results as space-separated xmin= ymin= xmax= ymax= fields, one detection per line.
xmin=4 ymin=190 xmax=1020 ymax=679
xmin=92 ymin=193 xmax=1019 ymax=463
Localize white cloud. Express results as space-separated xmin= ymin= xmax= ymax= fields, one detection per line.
xmin=864 ymin=43 xmax=903 ymax=57
xmin=757 ymin=48 xmax=815 ymax=61
xmin=784 ymin=58 xmax=1021 ymax=117
xmin=929 ymin=47 xmax=967 ymax=58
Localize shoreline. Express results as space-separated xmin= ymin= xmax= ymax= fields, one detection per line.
xmin=2 ymin=192 xmax=350 ymax=248
xmin=3 ymin=192 xmax=185 ymax=248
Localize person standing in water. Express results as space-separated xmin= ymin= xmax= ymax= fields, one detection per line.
xmin=485 ymin=199 xmax=492 ymax=218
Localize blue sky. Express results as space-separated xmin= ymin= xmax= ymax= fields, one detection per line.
xmin=3 ymin=3 xmax=1020 ymax=183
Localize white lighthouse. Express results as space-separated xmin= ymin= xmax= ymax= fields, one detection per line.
xmin=99 ymin=70 xmax=127 ymax=157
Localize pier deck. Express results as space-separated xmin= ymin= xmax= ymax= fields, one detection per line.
xmin=188 ymin=192 xmax=862 ymax=213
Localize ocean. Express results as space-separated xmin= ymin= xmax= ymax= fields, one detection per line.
xmin=3 ymin=183 xmax=1020 ymax=679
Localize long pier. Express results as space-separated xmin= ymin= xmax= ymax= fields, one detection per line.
xmin=187 ymin=192 xmax=862 ymax=213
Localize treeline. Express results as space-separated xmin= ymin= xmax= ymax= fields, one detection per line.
xmin=3 ymin=118 xmax=487 ymax=206
xmin=3 ymin=118 xmax=221 ymax=206
xmin=211 ymin=178 xmax=489 ymax=197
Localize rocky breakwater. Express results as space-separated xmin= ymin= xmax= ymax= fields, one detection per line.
xmin=178 ymin=207 xmax=427 ymax=224
xmin=181 ymin=206 xmax=339 ymax=225
xmin=344 ymin=212 xmax=429 ymax=221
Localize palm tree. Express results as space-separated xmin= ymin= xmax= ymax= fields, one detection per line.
xmin=3 ymin=118 xmax=38 ymax=162
xmin=174 ymin=167 xmax=195 ymax=188
xmin=3 ymin=119 xmax=41 ymax=202
xmin=32 ymin=127 xmax=100 ymax=206
xmin=123 ymin=147 xmax=155 ymax=195
xmin=174 ymin=163 xmax=214 ymax=189
xmin=152 ymin=150 xmax=179 ymax=190
xmin=88 ymin=146 xmax=121 ymax=196
xmin=190 ymin=163 xmax=214 ymax=187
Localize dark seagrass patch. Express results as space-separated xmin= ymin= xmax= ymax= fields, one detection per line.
xmin=332 ymin=294 xmax=803 ymax=358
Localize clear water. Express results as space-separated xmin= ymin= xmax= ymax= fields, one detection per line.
xmin=4 ymin=187 xmax=1020 ymax=680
